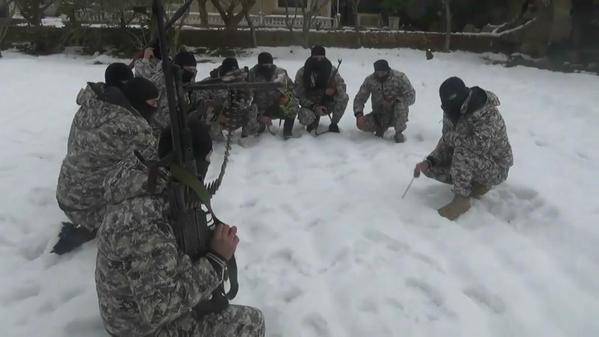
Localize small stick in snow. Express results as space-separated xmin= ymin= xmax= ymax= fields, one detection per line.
xmin=401 ymin=176 xmax=416 ymax=199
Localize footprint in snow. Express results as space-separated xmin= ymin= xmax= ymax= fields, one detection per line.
xmin=405 ymin=278 xmax=456 ymax=319
xmin=358 ymin=298 xmax=379 ymax=313
xmin=19 ymin=238 xmax=47 ymax=261
xmin=281 ymin=286 xmax=304 ymax=303
xmin=1 ymin=282 xmax=40 ymax=304
xmin=481 ymin=185 xmax=560 ymax=227
xmin=27 ymin=186 xmax=56 ymax=207
xmin=60 ymin=286 xmax=86 ymax=304
xmin=363 ymin=229 xmax=410 ymax=253
xmin=463 ymin=285 xmax=506 ymax=314
xmin=64 ymin=316 xmax=105 ymax=336
xmin=302 ymin=313 xmax=332 ymax=337
xmin=363 ymin=229 xmax=445 ymax=272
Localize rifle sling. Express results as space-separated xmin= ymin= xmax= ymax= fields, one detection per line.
xmin=169 ymin=163 xmax=239 ymax=300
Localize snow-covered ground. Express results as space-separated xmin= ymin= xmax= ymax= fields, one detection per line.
xmin=1 ymin=47 xmax=598 ymax=337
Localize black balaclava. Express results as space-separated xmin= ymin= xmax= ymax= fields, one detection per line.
xmin=303 ymin=45 xmax=332 ymax=90
xmin=257 ymin=52 xmax=275 ymax=80
xmin=174 ymin=51 xmax=198 ymax=83
xmin=105 ymin=63 xmax=133 ymax=89
xmin=373 ymin=59 xmax=391 ymax=81
xmin=158 ymin=119 xmax=213 ymax=180
xmin=123 ymin=77 xmax=159 ymax=121
xmin=220 ymin=58 xmax=239 ymax=77
xmin=311 ymin=45 xmax=326 ymax=57
xmin=439 ymin=76 xmax=470 ymax=123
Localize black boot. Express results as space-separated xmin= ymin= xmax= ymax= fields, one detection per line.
xmin=283 ymin=117 xmax=295 ymax=140
xmin=328 ymin=123 xmax=340 ymax=133
xmin=306 ymin=117 xmax=320 ymax=133
xmin=257 ymin=124 xmax=266 ymax=134
xmin=51 ymin=222 xmax=97 ymax=255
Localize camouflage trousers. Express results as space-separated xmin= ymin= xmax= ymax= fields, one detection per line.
xmin=298 ymin=98 xmax=348 ymax=126
xmin=59 ymin=203 xmax=105 ymax=232
xmin=154 ymin=305 xmax=265 ymax=337
xmin=208 ymin=105 xmax=260 ymax=140
xmin=357 ymin=104 xmax=409 ymax=135
xmin=424 ymin=146 xmax=509 ymax=197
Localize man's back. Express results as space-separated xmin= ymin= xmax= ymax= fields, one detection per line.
xmin=56 ymin=84 xmax=155 ymax=232
xmin=96 ymin=157 xmax=221 ymax=337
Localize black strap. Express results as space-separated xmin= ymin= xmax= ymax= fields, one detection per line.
xmin=226 ymin=256 xmax=239 ymax=299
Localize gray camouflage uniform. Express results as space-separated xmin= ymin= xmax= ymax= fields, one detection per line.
xmin=200 ymin=70 xmax=259 ymax=140
xmin=294 ymin=66 xmax=349 ymax=125
xmin=134 ymin=58 xmax=170 ymax=132
xmin=248 ymin=65 xmax=299 ymax=122
xmin=96 ymin=156 xmax=265 ymax=337
xmin=135 ymin=59 xmax=216 ymax=136
xmin=56 ymin=83 xmax=156 ymax=233
xmin=424 ymin=88 xmax=513 ymax=197
xmin=353 ymin=69 xmax=416 ymax=134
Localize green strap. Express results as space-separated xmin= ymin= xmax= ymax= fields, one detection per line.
xmin=170 ymin=164 xmax=212 ymax=204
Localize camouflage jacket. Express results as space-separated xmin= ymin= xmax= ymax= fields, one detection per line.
xmin=56 ymin=83 xmax=156 ymax=231
xmin=248 ymin=65 xmax=299 ymax=119
xmin=197 ymin=69 xmax=253 ymax=126
xmin=134 ymin=59 xmax=170 ymax=130
xmin=96 ymin=156 xmax=222 ymax=337
xmin=429 ymin=88 xmax=514 ymax=169
xmin=353 ymin=69 xmax=416 ymax=115
xmin=294 ymin=66 xmax=349 ymax=114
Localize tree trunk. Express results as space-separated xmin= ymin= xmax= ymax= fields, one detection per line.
xmin=197 ymin=0 xmax=209 ymax=26
xmin=245 ymin=11 xmax=257 ymax=47
xmin=173 ymin=8 xmax=190 ymax=52
xmin=443 ymin=0 xmax=451 ymax=52
xmin=352 ymin=0 xmax=360 ymax=31
xmin=302 ymin=11 xmax=311 ymax=48
xmin=1 ymin=0 xmax=14 ymax=56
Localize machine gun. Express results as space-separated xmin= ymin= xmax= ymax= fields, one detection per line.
xmin=150 ymin=0 xmax=282 ymax=316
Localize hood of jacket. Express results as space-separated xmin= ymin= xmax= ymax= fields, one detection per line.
xmin=72 ymin=83 xmax=138 ymax=130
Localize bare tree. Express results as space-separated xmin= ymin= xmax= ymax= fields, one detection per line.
xmin=196 ymin=0 xmax=209 ymax=26
xmin=243 ymin=6 xmax=257 ymax=46
xmin=173 ymin=3 xmax=191 ymax=51
xmin=0 ymin=0 xmax=16 ymax=57
xmin=283 ymin=0 xmax=301 ymax=33
xmin=15 ymin=0 xmax=55 ymax=26
xmin=350 ymin=0 xmax=361 ymax=31
xmin=210 ymin=0 xmax=256 ymax=31
xmin=381 ymin=0 xmax=411 ymax=29
xmin=443 ymin=0 xmax=451 ymax=51
xmin=298 ymin=0 xmax=329 ymax=47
